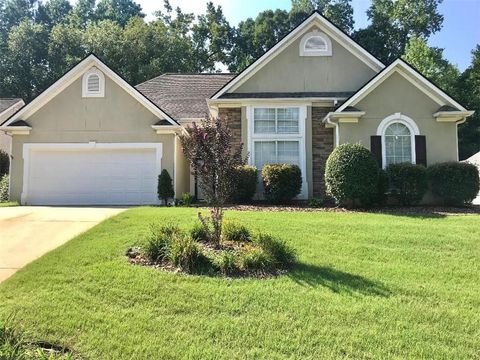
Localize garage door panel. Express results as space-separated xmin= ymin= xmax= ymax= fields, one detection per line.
xmin=24 ymin=145 xmax=161 ymax=205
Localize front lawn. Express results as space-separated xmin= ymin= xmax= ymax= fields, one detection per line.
xmin=1 ymin=208 xmax=479 ymax=359
xmin=0 ymin=201 xmax=18 ymax=207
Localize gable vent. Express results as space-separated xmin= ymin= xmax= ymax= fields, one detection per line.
xmin=82 ymin=67 xmax=105 ymax=98
xmin=87 ymin=74 xmax=100 ymax=93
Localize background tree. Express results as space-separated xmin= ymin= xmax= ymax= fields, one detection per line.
xmin=290 ymin=0 xmax=354 ymax=33
xmin=353 ymin=0 xmax=444 ymax=64
xmin=402 ymin=35 xmax=459 ymax=93
xmin=457 ymin=46 xmax=480 ymax=159
xmin=180 ymin=118 xmax=246 ymax=245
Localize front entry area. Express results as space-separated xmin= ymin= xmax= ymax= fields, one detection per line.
xmin=21 ymin=143 xmax=162 ymax=205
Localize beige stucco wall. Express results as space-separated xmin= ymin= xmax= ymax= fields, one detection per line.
xmin=10 ymin=75 xmax=178 ymax=202
xmin=234 ymin=26 xmax=377 ymax=94
xmin=339 ymin=72 xmax=458 ymax=165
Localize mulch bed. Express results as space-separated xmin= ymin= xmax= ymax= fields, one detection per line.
xmin=217 ymin=204 xmax=480 ymax=216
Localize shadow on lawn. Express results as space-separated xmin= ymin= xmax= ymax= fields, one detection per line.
xmin=288 ymin=263 xmax=391 ymax=297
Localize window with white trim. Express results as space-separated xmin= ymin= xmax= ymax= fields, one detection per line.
xmin=253 ymin=107 xmax=299 ymax=134
xmin=384 ymin=122 xmax=412 ymax=165
xmin=82 ymin=67 xmax=105 ymax=97
xmin=254 ymin=140 xmax=300 ymax=170
xmin=299 ymin=30 xmax=332 ymax=56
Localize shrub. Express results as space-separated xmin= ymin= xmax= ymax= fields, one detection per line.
xmin=239 ymin=247 xmax=274 ymax=271
xmin=222 ymin=220 xmax=251 ymax=242
xmin=231 ymin=165 xmax=257 ymax=203
xmin=0 ymin=150 xmax=9 ymax=177
xmin=215 ymin=251 xmax=238 ymax=275
xmin=0 ymin=175 xmax=8 ymax=202
xmin=325 ymin=143 xmax=379 ymax=207
xmin=168 ymin=235 xmax=209 ymax=273
xmin=387 ymin=163 xmax=428 ymax=205
xmin=157 ymin=169 xmax=174 ymax=205
xmin=190 ymin=221 xmax=210 ymax=242
xmin=254 ymin=233 xmax=296 ymax=268
xmin=376 ymin=169 xmax=389 ymax=206
xmin=182 ymin=192 xmax=194 ymax=206
xmin=427 ymin=162 xmax=480 ymax=205
xmin=144 ymin=224 xmax=180 ymax=262
xmin=307 ymin=197 xmax=323 ymax=207
xmin=262 ymin=164 xmax=302 ymax=204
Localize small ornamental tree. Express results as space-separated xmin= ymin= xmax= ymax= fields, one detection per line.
xmin=158 ymin=169 xmax=174 ymax=205
xmin=180 ymin=117 xmax=246 ymax=245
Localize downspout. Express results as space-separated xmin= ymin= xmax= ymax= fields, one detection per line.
xmin=325 ymin=116 xmax=340 ymax=147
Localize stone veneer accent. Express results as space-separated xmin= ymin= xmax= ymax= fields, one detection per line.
xmin=312 ymin=107 xmax=335 ymax=197
xmin=219 ymin=107 xmax=242 ymax=150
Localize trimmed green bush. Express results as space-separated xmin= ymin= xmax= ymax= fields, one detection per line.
xmin=157 ymin=169 xmax=174 ymax=205
xmin=325 ymin=143 xmax=379 ymax=207
xmin=222 ymin=220 xmax=251 ymax=242
xmin=427 ymin=162 xmax=479 ymax=205
xmin=0 ymin=175 xmax=8 ymax=202
xmin=254 ymin=233 xmax=296 ymax=268
xmin=376 ymin=169 xmax=389 ymax=206
xmin=262 ymin=164 xmax=302 ymax=204
xmin=232 ymin=165 xmax=257 ymax=203
xmin=387 ymin=163 xmax=428 ymax=205
xmin=0 ymin=150 xmax=9 ymax=177
xmin=307 ymin=197 xmax=323 ymax=207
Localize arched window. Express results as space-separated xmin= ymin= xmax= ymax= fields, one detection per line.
xmin=377 ymin=113 xmax=419 ymax=167
xmin=82 ymin=67 xmax=105 ymax=97
xmin=299 ymin=30 xmax=332 ymax=56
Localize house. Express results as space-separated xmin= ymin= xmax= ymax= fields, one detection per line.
xmin=465 ymin=152 xmax=480 ymax=204
xmin=0 ymin=11 xmax=474 ymax=206
xmin=0 ymin=98 xmax=24 ymax=154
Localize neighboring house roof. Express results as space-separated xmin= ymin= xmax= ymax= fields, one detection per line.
xmin=212 ymin=11 xmax=385 ymax=99
xmin=1 ymin=54 xmax=179 ymax=127
xmin=336 ymin=59 xmax=470 ymax=113
xmin=465 ymin=152 xmax=480 ymax=166
xmin=136 ymin=73 xmax=235 ymax=120
xmin=0 ymin=98 xmax=23 ymax=114
xmin=218 ymin=91 xmax=354 ymax=99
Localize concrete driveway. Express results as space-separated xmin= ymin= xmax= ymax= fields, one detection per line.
xmin=0 ymin=206 xmax=124 ymax=282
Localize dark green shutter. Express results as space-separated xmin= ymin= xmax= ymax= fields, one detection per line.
xmin=370 ymin=135 xmax=382 ymax=168
xmin=415 ymin=135 xmax=427 ymax=166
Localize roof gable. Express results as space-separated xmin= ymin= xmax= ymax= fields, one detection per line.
xmin=2 ymin=54 xmax=179 ymax=127
xmin=336 ymin=59 xmax=468 ymax=112
xmin=212 ymin=11 xmax=385 ymax=99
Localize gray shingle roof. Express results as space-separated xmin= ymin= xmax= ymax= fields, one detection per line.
xmin=0 ymin=98 xmax=23 ymax=114
xmin=437 ymin=105 xmax=460 ymax=112
xmin=136 ymin=73 xmax=235 ymax=120
xmin=219 ymin=91 xmax=354 ymax=99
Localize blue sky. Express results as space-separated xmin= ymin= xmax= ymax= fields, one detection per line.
xmin=137 ymin=0 xmax=480 ymax=70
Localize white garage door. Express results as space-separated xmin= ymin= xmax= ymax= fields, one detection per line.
xmin=23 ymin=143 xmax=162 ymax=205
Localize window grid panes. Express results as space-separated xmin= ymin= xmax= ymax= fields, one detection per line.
xmin=305 ymin=36 xmax=327 ymax=51
xmin=385 ymin=123 xmax=412 ymax=165
xmin=254 ymin=108 xmax=299 ymax=134
xmin=254 ymin=141 xmax=300 ymax=171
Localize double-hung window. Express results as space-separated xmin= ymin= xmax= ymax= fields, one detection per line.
xmin=251 ymin=107 xmax=302 ymax=170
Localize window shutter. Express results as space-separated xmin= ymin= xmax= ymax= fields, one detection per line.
xmin=370 ymin=135 xmax=382 ymax=168
xmin=415 ymin=135 xmax=427 ymax=166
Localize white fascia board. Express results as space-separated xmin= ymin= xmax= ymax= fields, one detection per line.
xmin=330 ymin=111 xmax=365 ymax=118
xmin=211 ymin=12 xmax=384 ymax=99
xmin=0 ymin=126 xmax=32 ymax=135
xmin=337 ymin=59 xmax=469 ymax=112
xmin=3 ymin=54 xmax=179 ymax=127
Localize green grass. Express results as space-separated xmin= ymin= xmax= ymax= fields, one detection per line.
xmin=0 ymin=201 xmax=18 ymax=207
xmin=1 ymin=208 xmax=479 ymax=359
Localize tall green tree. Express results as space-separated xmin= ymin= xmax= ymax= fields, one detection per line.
xmin=457 ymin=46 xmax=480 ymax=160
xmin=36 ymin=0 xmax=72 ymax=28
xmin=402 ymin=35 xmax=459 ymax=93
xmin=95 ymin=0 xmax=144 ymax=27
xmin=290 ymin=0 xmax=354 ymax=33
xmin=354 ymin=0 xmax=444 ymax=64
